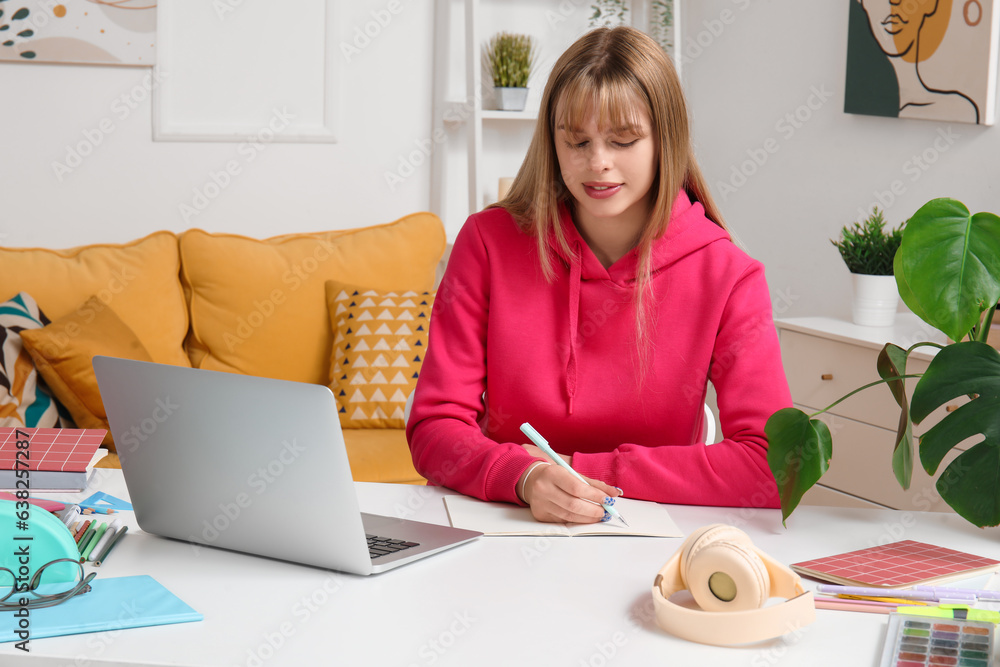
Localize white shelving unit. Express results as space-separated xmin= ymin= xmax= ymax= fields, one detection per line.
xmin=430 ymin=0 xmax=541 ymax=228
xmin=429 ymin=0 xmax=679 ymax=235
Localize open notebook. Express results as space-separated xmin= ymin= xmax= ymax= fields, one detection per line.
xmin=443 ymin=495 xmax=683 ymax=537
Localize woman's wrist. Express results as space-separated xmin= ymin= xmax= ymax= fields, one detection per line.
xmin=517 ymin=461 xmax=551 ymax=504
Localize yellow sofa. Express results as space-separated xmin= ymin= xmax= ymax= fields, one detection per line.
xmin=0 ymin=213 xmax=445 ymax=485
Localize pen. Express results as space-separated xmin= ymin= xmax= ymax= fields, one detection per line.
xmin=94 ymin=525 xmax=128 ymax=566
xmin=914 ymin=584 xmax=1000 ymax=601
xmin=814 ymin=596 xmax=897 ymax=614
xmin=816 ymin=583 xmax=976 ymax=602
xmin=519 ymin=422 xmax=628 ymax=527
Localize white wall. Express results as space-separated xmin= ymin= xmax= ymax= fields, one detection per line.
xmin=4 ymin=0 xmax=999 ymax=322
xmin=0 ymin=1 xmax=435 ymax=248
xmin=682 ymin=0 xmax=1000 ymax=320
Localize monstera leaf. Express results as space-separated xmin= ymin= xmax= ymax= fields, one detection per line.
xmin=877 ymin=343 xmax=915 ymax=490
xmin=766 ymin=408 xmax=832 ymax=524
xmin=897 ymin=199 xmax=1000 ymax=343
xmin=911 ymin=341 xmax=1000 ymax=527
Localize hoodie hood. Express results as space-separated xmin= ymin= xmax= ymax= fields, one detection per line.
xmin=548 ymin=189 xmax=730 ymax=414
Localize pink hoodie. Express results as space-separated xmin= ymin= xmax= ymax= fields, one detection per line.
xmin=407 ymin=191 xmax=789 ymax=508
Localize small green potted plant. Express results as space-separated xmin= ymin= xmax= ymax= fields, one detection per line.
xmin=831 ymin=207 xmax=905 ymax=327
xmin=484 ymin=32 xmax=537 ymax=112
xmin=767 ymin=197 xmax=1000 ymax=529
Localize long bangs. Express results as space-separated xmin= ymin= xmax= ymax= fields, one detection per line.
xmin=553 ymin=73 xmax=651 ymax=139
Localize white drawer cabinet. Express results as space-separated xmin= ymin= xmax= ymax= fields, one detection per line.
xmin=775 ymin=316 xmax=966 ymax=513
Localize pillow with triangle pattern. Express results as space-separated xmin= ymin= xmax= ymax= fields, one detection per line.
xmin=325 ymin=280 xmax=434 ymax=429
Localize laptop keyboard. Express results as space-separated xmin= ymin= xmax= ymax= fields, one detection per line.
xmin=367 ymin=534 xmax=420 ymax=559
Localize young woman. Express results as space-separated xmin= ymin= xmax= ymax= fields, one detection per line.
xmin=406 ymin=26 xmax=791 ymax=524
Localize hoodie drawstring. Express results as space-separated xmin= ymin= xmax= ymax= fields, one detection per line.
xmin=566 ymin=242 xmax=582 ymax=415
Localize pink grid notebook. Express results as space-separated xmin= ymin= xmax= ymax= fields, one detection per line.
xmin=791 ymin=540 xmax=1000 ymax=588
xmin=0 ymin=427 xmax=106 ymax=472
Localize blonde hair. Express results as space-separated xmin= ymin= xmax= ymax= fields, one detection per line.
xmin=498 ymin=26 xmax=727 ymax=348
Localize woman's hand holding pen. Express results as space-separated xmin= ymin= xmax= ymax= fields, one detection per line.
xmin=518 ymin=444 xmax=621 ymax=524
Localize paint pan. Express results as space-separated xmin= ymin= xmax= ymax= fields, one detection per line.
xmin=879 ymin=612 xmax=996 ymax=667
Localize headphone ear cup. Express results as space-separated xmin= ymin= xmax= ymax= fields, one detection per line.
xmin=682 ymin=525 xmax=770 ymax=612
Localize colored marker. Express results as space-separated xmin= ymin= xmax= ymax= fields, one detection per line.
xmin=80 ymin=521 xmax=108 ymax=560
xmin=86 ymin=518 xmax=122 ymax=562
xmin=94 ymin=525 xmax=128 ymax=566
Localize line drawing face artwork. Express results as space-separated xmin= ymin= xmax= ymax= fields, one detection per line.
xmin=846 ymin=0 xmax=998 ymax=125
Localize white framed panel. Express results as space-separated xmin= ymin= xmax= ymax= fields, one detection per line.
xmin=153 ymin=0 xmax=338 ymax=142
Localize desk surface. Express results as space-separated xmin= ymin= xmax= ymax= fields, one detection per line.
xmin=4 ymin=469 xmax=1000 ymax=666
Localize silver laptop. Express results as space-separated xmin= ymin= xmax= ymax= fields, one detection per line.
xmin=92 ymin=356 xmax=481 ymax=575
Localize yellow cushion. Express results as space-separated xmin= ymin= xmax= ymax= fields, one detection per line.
xmin=180 ymin=213 xmax=446 ymax=385
xmin=0 ymin=232 xmax=189 ymax=368
xmin=342 ymin=428 xmax=425 ymax=484
xmin=20 ymin=296 xmax=153 ymax=451
xmin=327 ymin=280 xmax=433 ymax=429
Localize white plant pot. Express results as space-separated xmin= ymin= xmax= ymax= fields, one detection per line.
xmin=495 ymin=87 xmax=529 ymax=111
xmin=851 ymin=273 xmax=899 ymax=327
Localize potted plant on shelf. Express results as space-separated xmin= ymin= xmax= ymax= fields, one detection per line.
xmin=484 ymin=32 xmax=537 ymax=112
xmin=767 ymin=197 xmax=1000 ymax=528
xmin=831 ymin=207 xmax=905 ymax=327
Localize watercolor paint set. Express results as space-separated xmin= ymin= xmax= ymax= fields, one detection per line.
xmin=879 ymin=612 xmax=997 ymax=667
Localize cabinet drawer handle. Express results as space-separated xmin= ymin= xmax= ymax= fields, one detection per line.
xmin=946 ymin=404 xmax=959 ymax=412
xmin=820 ymin=374 xmax=833 ymax=381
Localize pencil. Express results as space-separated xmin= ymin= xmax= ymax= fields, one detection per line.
xmin=74 ymin=519 xmax=93 ymax=545
xmin=94 ymin=525 xmax=128 ymax=566
xmin=815 ymin=597 xmax=896 ymax=614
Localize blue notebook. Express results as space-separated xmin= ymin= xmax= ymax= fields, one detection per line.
xmin=1 ymin=575 xmax=202 ymax=643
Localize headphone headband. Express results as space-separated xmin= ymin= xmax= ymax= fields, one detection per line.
xmin=651 ymin=524 xmax=815 ymax=646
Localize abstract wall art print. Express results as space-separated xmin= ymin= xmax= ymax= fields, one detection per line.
xmin=845 ymin=0 xmax=1000 ymax=125
xmin=0 ymin=0 xmax=155 ymax=66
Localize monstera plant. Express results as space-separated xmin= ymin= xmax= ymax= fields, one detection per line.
xmin=766 ymin=198 xmax=1000 ymax=527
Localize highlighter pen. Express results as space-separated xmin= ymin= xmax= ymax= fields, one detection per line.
xmin=87 ymin=518 xmax=122 ymax=562
xmin=520 ymin=423 xmax=628 ymax=527
xmin=897 ymin=604 xmax=1000 ymax=623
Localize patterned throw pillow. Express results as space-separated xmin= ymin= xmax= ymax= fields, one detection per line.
xmin=326 ymin=281 xmax=434 ymax=429
xmin=0 ymin=293 xmax=65 ymax=428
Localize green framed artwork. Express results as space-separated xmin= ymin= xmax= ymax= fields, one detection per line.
xmin=845 ymin=0 xmax=1000 ymax=125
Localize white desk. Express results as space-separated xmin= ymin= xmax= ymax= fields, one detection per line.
xmin=4 ymin=469 xmax=1000 ymax=666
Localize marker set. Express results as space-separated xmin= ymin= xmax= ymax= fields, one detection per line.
xmin=880 ymin=612 xmax=997 ymax=667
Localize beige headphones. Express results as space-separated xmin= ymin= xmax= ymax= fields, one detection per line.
xmin=651 ymin=524 xmax=815 ymax=646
